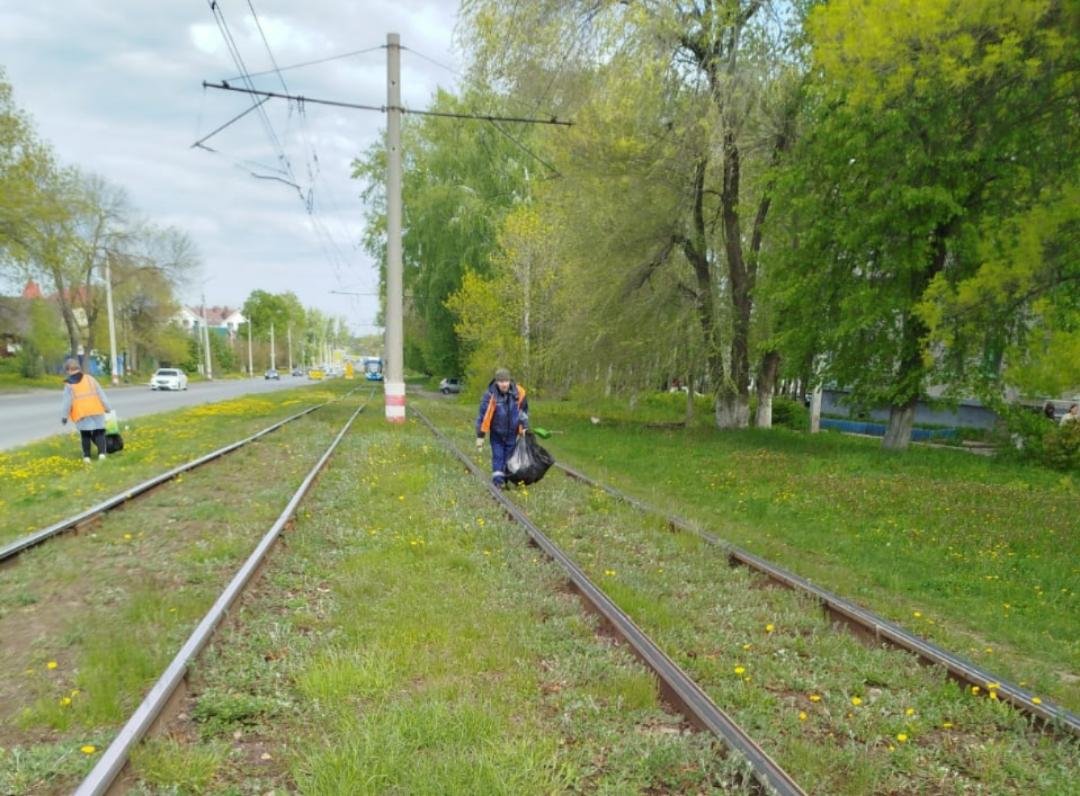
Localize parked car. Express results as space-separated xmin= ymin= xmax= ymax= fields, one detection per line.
xmin=292 ymin=367 xmax=305 ymax=377
xmin=264 ymin=368 xmax=280 ymax=380
xmin=439 ymin=377 xmax=462 ymax=395
xmin=150 ymin=368 xmax=188 ymax=391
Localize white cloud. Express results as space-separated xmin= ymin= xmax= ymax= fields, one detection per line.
xmin=3 ymin=0 xmax=463 ymax=334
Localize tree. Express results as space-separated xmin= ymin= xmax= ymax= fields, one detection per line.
xmin=352 ymin=87 xmax=532 ymax=377
xmin=461 ymin=0 xmax=799 ymax=426
xmin=770 ymin=0 xmax=1078 ymax=448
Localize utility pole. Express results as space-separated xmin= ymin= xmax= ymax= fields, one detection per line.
xmin=201 ymin=293 xmax=213 ymax=380
xmin=104 ymin=252 xmax=120 ymax=386
xmin=385 ymin=32 xmax=405 ymax=423
xmin=270 ymin=322 xmax=276 ymax=369
xmin=287 ymin=325 xmax=293 ymax=372
xmin=247 ymin=316 xmax=253 ymax=377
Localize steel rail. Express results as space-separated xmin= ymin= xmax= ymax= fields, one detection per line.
xmin=1 ymin=388 xmax=360 ymax=563
xmin=556 ymin=461 xmax=1080 ymax=738
xmin=414 ymin=409 xmax=805 ymax=796
xmin=74 ymin=400 xmax=367 ymax=796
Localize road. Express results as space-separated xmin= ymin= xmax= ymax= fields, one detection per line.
xmin=0 ymin=377 xmax=316 ymax=451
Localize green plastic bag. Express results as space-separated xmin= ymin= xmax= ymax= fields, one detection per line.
xmin=104 ymin=411 xmax=120 ymax=435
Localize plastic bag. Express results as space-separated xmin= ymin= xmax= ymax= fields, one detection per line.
xmin=506 ymin=431 xmax=555 ymax=485
xmin=104 ymin=411 xmax=120 ymax=435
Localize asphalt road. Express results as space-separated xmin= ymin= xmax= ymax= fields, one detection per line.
xmin=0 ymin=376 xmax=317 ymax=451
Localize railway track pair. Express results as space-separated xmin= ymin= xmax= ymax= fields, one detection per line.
xmin=7 ymin=397 xmax=1077 ymax=794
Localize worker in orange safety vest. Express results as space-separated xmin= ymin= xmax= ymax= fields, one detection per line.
xmin=60 ymin=357 xmax=113 ymax=462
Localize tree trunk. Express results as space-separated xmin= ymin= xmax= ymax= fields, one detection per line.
xmin=755 ymin=350 xmax=780 ymax=428
xmin=685 ymin=370 xmax=694 ymax=424
xmin=809 ymin=385 xmax=823 ymax=433
xmin=719 ymin=127 xmax=752 ymax=429
xmin=883 ymin=398 xmax=918 ymax=450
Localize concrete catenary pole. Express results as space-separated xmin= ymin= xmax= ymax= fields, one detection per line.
xmin=247 ymin=314 xmax=253 ymax=377
xmin=287 ymin=325 xmax=293 ymax=372
xmin=384 ymin=32 xmax=405 ymax=423
xmin=104 ymin=252 xmax=120 ymax=385
xmin=270 ymin=322 xmax=276 ymax=370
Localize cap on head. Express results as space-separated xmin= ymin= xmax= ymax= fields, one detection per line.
xmin=64 ymin=358 xmax=81 ymax=374
xmin=494 ymin=367 xmax=512 ymax=382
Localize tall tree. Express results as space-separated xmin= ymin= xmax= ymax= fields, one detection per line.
xmin=770 ymin=0 xmax=1078 ymax=448
xmin=461 ymin=0 xmax=798 ymax=427
xmin=352 ymin=88 xmax=531 ymax=377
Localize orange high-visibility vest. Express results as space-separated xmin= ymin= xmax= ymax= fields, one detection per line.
xmin=69 ymin=376 xmax=106 ymax=422
xmin=480 ymin=384 xmax=526 ymax=435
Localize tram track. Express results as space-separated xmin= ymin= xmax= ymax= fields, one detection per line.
xmin=71 ymin=399 xmax=368 ymax=795
xmin=415 ymin=407 xmax=804 ymax=796
xmin=554 ymin=461 xmax=1080 ymax=739
xmin=0 ymin=388 xmax=365 ymax=564
xmin=416 ymin=403 xmax=1079 ymax=794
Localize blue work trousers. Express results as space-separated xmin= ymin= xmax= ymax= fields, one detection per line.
xmin=490 ymin=435 xmax=517 ymax=486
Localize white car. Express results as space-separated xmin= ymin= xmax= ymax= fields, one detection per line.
xmin=151 ymin=368 xmax=188 ymax=391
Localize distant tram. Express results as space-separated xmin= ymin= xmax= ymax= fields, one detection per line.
xmin=362 ymin=356 xmax=383 ymax=382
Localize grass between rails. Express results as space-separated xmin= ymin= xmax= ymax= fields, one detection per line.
xmin=0 ymin=381 xmax=356 ymax=546
xmin=501 ymin=467 xmax=1079 ymax=794
xmin=0 ymin=400 xmax=362 ymax=794
xmin=128 ymin=411 xmax=757 ymax=795
xmin=423 ymin=396 xmax=1080 ymax=713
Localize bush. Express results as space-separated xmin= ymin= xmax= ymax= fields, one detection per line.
xmin=750 ymin=396 xmax=809 ymax=430
xmin=1042 ymin=421 xmax=1080 ymax=471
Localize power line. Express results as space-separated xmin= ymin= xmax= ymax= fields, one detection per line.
xmin=222 ymin=45 xmax=385 ymax=82
xmin=201 ymin=82 xmax=574 ymax=126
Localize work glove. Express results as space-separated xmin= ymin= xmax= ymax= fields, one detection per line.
xmin=475 ymin=437 xmax=484 ymax=451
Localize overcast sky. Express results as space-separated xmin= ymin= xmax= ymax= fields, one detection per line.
xmin=0 ymin=0 xmax=464 ymax=334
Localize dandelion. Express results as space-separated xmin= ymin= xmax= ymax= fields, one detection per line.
xmin=809 ymin=694 xmax=822 ymax=703
xmin=913 ymin=611 xmax=922 ymax=618
xmin=942 ymin=721 xmax=953 ymax=729
xmin=896 ymin=733 xmax=908 ymax=743
xmin=483 ymin=550 xmax=491 ymax=556
xmin=80 ymin=745 xmax=96 ymax=755
xmin=905 ymin=707 xmax=915 ymax=716
xmin=798 ymin=711 xmax=807 ymax=721
xmin=1032 ymin=697 xmax=1042 ymax=705
xmin=604 ymin=569 xmax=616 ymax=577
xmin=71 ymin=689 xmax=80 ymax=697
xmin=765 ymin=623 xmax=775 ymax=633
xmin=984 ymin=647 xmax=993 ymax=653
xmin=60 ymin=697 xmax=72 ymax=707
xmin=971 ymin=686 xmax=980 ymax=695
xmin=742 ymin=643 xmax=752 ymax=651
xmin=734 ymin=666 xmax=746 ymax=675
xmin=851 ymin=696 xmax=862 ymax=706
xmin=398 ymin=495 xmax=405 ymax=501
xmin=123 ymin=533 xmax=132 ymax=541
xmin=46 ymin=661 xmax=58 ymax=670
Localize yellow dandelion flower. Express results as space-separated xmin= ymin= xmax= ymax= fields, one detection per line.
xmin=122 ymin=533 xmax=133 ymax=540
xmin=809 ymin=694 xmax=822 ymax=702
xmin=905 ymin=707 xmax=915 ymax=716
xmin=46 ymin=661 xmax=58 ymax=670
xmin=398 ymin=495 xmax=404 ymax=501
xmin=971 ymin=686 xmax=980 ymax=695
xmin=71 ymin=689 xmax=80 ymax=697
xmin=798 ymin=711 xmax=807 ymax=721
xmin=851 ymin=696 xmax=862 ymax=706
xmin=60 ymin=697 xmax=72 ymax=707
xmin=765 ymin=623 xmax=775 ymax=633
xmin=896 ymin=733 xmax=908 ymax=743
xmin=734 ymin=666 xmax=746 ymax=675
xmin=913 ymin=611 xmax=922 ymax=618
xmin=1032 ymin=697 xmax=1042 ymax=705
xmin=942 ymin=721 xmax=953 ymax=729
xmin=80 ymin=745 xmax=96 ymax=755
xmin=483 ymin=550 xmax=491 ymax=556
xmin=984 ymin=647 xmax=993 ymax=653
xmin=742 ymin=643 xmax=752 ymax=650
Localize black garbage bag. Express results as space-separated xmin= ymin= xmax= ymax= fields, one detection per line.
xmin=506 ymin=430 xmax=555 ymax=485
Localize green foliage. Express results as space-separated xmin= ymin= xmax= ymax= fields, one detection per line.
xmin=767 ymin=0 xmax=1078 ymax=443
xmin=352 ymin=88 xmax=531 ymax=377
xmin=19 ymin=298 xmax=66 ymax=377
xmin=1042 ymin=420 xmax=1080 ymax=471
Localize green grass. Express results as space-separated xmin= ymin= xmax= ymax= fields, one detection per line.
xmin=0 ymin=401 xmax=362 ymax=793
xmin=0 ymin=381 xmax=353 ymax=546
xmin=129 ymin=412 xmax=756 ymax=794
xmin=425 ymin=396 xmax=1079 ymax=712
